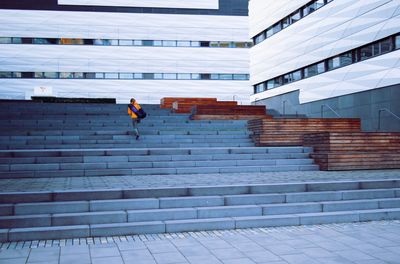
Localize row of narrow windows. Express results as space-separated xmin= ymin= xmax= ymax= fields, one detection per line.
xmin=254 ymin=33 xmax=400 ymax=94
xmin=253 ymin=0 xmax=333 ymax=45
xmin=0 ymin=72 xmax=250 ymax=81
xmin=0 ymin=37 xmax=252 ymax=49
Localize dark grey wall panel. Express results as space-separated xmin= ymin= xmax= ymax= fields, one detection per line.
xmin=254 ymin=85 xmax=400 ymax=132
xmin=0 ymin=0 xmax=248 ymax=16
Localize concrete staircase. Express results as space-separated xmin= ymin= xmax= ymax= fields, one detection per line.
xmin=1 ymin=179 xmax=400 ymax=242
xmin=1 ymin=101 xmax=399 ymax=242
xmin=0 ymin=102 xmax=318 ymax=179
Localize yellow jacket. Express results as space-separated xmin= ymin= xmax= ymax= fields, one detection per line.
xmin=127 ymin=102 xmax=142 ymax=119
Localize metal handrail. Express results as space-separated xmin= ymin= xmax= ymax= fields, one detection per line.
xmin=378 ymin=108 xmax=400 ymax=130
xmin=321 ymin=104 xmax=341 ymax=118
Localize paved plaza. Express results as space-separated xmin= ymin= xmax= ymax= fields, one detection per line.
xmin=1 ymin=221 xmax=400 ymax=264
xmin=1 ymin=170 xmax=400 ymax=192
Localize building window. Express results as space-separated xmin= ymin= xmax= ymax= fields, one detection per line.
xmin=267 ymin=80 xmax=274 ymax=89
xmin=272 ymin=23 xmax=282 ymax=34
xmin=143 ymin=73 xmax=154 ymax=79
xmin=95 ymin=73 xmax=104 ymax=79
xmin=396 ymin=35 xmax=400 ymax=49
xmin=163 ymin=73 xmax=177 ymax=80
xmin=104 ymin=73 xmax=118 ymax=79
xmin=328 ymin=52 xmax=352 ymax=70
xmin=254 ymin=33 xmax=265 ymax=44
xmin=177 ymin=41 xmax=190 ymax=47
xmin=220 ymin=74 xmax=233 ymax=80
xmin=133 ymin=40 xmax=143 ymax=46
xmin=12 ymin=37 xmax=22 ymax=44
xmin=255 ymin=83 xmax=265 ymax=93
xmin=360 ymin=45 xmax=373 ymax=60
xmin=200 ymin=41 xmax=210 ymax=47
xmin=191 ymin=74 xmax=201 ymax=80
xmin=134 ymin=73 xmax=143 ymax=79
xmin=119 ymin=40 xmax=132 ymax=46
xmin=283 ymin=70 xmax=302 ymax=84
xmin=0 ymin=72 xmax=12 ymax=78
xmin=200 ymin=74 xmax=211 ymax=80
xmin=291 ymin=10 xmax=301 ymax=23
xmin=142 ymin=40 xmax=153 ymax=46
xmin=74 ymin=72 xmax=84 ymax=79
xmin=177 ymin=73 xmax=191 ymax=79
xmin=153 ymin=40 xmax=162 ymax=46
xmin=304 ymin=62 xmax=325 ymax=78
xmin=60 ymin=72 xmax=73 ymax=79
xmin=380 ymin=38 xmax=392 ymax=54
xmin=0 ymin=37 xmax=12 ymax=44
xmin=163 ymin=40 xmax=176 ymax=47
xmin=85 ymin=73 xmax=96 ymax=79
xmin=234 ymin=74 xmax=248 ymax=80
xmin=119 ymin=73 xmax=133 ymax=79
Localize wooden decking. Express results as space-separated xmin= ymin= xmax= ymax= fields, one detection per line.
xmin=248 ymin=118 xmax=361 ymax=146
xmin=303 ymin=132 xmax=400 ymax=170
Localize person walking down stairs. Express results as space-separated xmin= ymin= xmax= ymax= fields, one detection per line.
xmin=127 ymin=98 xmax=144 ymax=140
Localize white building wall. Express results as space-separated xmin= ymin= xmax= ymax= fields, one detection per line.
xmin=0 ymin=9 xmax=251 ymax=104
xmin=249 ymin=0 xmax=400 ymax=103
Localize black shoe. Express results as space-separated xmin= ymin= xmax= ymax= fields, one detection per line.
xmin=136 ymin=135 xmax=140 ymax=140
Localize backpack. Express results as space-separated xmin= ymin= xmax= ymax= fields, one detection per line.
xmin=128 ymin=104 xmax=147 ymax=119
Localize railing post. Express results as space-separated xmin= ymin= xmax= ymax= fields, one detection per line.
xmin=283 ymin=100 xmax=287 ymax=115
xmin=378 ymin=109 xmax=382 ymax=131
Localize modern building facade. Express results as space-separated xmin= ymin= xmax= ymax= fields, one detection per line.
xmin=0 ymin=0 xmax=251 ymax=103
xmin=250 ymin=0 xmax=400 ymax=131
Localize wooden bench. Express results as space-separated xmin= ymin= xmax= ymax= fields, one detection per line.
xmin=303 ymin=132 xmax=400 ymax=170
xmin=248 ymin=118 xmax=361 ymax=146
xmin=160 ymin=97 xmax=217 ymax=109
xmin=191 ymin=105 xmax=268 ymax=120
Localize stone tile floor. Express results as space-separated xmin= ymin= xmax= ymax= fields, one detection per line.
xmin=1 ymin=221 xmax=400 ymax=264
xmin=1 ymin=170 xmax=400 ymax=192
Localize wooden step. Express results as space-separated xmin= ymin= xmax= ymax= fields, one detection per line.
xmin=303 ymin=132 xmax=400 ymax=170
xmin=248 ymin=118 xmax=361 ymax=146
xmin=191 ymin=105 xmax=268 ymax=120
xmin=160 ymin=97 xmax=217 ymax=109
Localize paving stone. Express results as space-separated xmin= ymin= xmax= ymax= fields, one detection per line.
xmin=189 ymin=186 xmax=249 ymax=196
xmin=165 ymin=218 xmax=235 ymax=233
xmin=263 ymin=203 xmax=322 ymax=215
xmin=234 ymin=215 xmax=300 ymax=229
xmin=53 ymin=189 xmax=123 ymax=201
xmin=52 ymin=211 xmax=127 ymax=226
xmin=90 ymin=198 xmax=159 ymax=211
xmin=8 ymin=225 xmax=89 ymax=241
xmin=224 ymin=194 xmax=285 ymax=206
xmin=124 ymin=187 xmax=188 ymax=198
xmin=15 ymin=201 xmax=89 ymax=215
xmin=0 ymin=214 xmax=51 ymax=228
xmin=90 ymin=221 xmax=165 ymax=237
xmin=128 ymin=208 xmax=196 ymax=222
xmin=299 ymin=212 xmax=359 ymax=225
xmin=159 ymin=196 xmax=224 ymax=209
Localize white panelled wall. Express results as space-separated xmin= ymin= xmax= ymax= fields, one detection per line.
xmin=0 ymin=9 xmax=251 ymax=104
xmin=249 ymin=0 xmax=400 ymax=104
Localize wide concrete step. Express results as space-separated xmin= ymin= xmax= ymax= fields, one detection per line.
xmin=0 ymin=164 xmax=319 ymax=178
xmin=0 ymin=142 xmax=255 ymax=150
xmin=1 ymin=194 xmax=400 ymax=228
xmin=2 ymin=208 xmax=400 ymax=242
xmin=0 ymin=129 xmax=252 ymax=137
xmin=0 ymin=158 xmax=314 ymax=171
xmin=1 ymin=179 xmax=399 ymax=203
xmin=0 ymin=146 xmax=312 ymax=158
xmin=3 ymin=189 xmax=400 ymax=216
xmin=0 ymin=153 xmax=311 ymax=164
